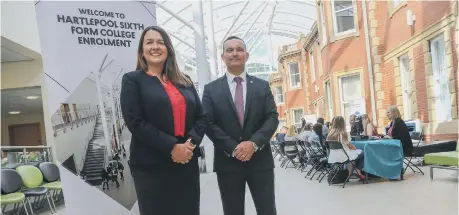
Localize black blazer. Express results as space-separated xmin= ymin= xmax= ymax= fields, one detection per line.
xmin=390 ymin=118 xmax=413 ymax=156
xmin=202 ymin=74 xmax=279 ymax=173
xmin=120 ymin=70 xmax=206 ymax=169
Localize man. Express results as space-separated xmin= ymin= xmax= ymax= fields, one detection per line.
xmin=202 ymin=36 xmax=279 ymax=215
xmin=276 ymin=126 xmax=288 ymax=143
xmin=317 ymin=117 xmax=329 ymax=138
xmin=349 ymin=114 xmax=364 ymax=136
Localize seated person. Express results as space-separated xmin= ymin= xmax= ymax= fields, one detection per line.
xmin=349 ymin=114 xmax=364 ymax=136
xmin=327 ymin=116 xmax=365 ymax=180
xmin=317 ymin=117 xmax=329 ymax=138
xmin=298 ymin=123 xmax=314 ymax=142
xmin=310 ymin=123 xmax=326 ymax=151
xmin=284 ymin=125 xmax=298 ymax=141
xmin=384 ymin=105 xmax=413 ymax=157
xmin=361 ymin=114 xmax=378 ymax=136
xmin=275 ymin=126 xmax=288 ymax=143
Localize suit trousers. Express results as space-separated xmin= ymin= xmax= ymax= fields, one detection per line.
xmin=217 ymin=169 xmax=276 ymax=215
xmin=131 ymin=161 xmax=200 ymax=215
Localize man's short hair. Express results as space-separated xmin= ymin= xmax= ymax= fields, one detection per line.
xmin=222 ymin=36 xmax=247 ymax=51
xmin=317 ymin=117 xmax=325 ymax=124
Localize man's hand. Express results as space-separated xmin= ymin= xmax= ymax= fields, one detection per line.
xmin=234 ymin=141 xmax=255 ymax=162
xmin=171 ymin=144 xmax=193 ymax=164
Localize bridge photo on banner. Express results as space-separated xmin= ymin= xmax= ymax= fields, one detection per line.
xmin=34 ymin=1 xmax=170 ymax=214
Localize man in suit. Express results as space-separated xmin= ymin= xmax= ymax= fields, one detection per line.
xmin=202 ymin=36 xmax=279 ymax=215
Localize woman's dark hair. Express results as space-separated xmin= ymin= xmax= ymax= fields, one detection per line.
xmin=136 ymin=26 xmax=192 ymax=87
xmin=313 ymin=123 xmax=324 ymax=144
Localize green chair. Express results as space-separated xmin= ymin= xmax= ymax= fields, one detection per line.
xmin=1 ymin=169 xmax=30 ymax=215
xmin=16 ymin=165 xmax=56 ymax=214
xmin=424 ymin=142 xmax=458 ymax=179
xmin=38 ymin=162 xmax=63 ymax=202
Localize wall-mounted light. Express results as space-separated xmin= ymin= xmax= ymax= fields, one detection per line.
xmin=406 ymin=10 xmax=416 ymax=26
xmin=9 ymin=111 xmax=21 ymax=115
xmin=26 ymin=96 xmax=40 ymax=100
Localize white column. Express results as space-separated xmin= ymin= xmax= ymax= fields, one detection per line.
xmin=205 ymin=0 xmax=218 ymax=80
xmin=95 ymin=74 xmax=112 ymax=156
xmin=193 ymin=0 xmax=211 ymax=95
xmin=193 ymin=0 xmax=213 ymax=172
xmin=268 ymin=34 xmax=275 ymax=73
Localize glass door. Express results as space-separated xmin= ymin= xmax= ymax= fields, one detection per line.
xmin=339 ymin=74 xmax=364 ymax=128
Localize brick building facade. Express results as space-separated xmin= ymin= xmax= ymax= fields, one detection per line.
xmin=269 ymin=0 xmax=458 ymax=141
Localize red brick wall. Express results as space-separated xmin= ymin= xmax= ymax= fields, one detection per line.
xmin=383 ymin=1 xmax=452 ymax=53
xmin=320 ymin=0 xmax=372 ymax=116
xmin=271 ymin=40 xmax=309 ymax=123
xmin=372 ymin=0 xmax=457 ymax=139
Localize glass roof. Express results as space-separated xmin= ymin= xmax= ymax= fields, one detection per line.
xmin=154 ymin=0 xmax=317 ymax=75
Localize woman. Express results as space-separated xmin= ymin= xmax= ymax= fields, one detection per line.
xmin=384 ymin=105 xmax=413 ymax=157
xmin=310 ymin=123 xmax=325 ymax=150
xmin=298 ymin=122 xmax=314 ymax=142
xmin=120 ymin=26 xmax=206 ymax=215
xmin=327 ymin=116 xmax=365 ymax=180
xmin=361 ymin=114 xmax=377 ymax=136
xmin=284 ymin=125 xmax=298 ymax=141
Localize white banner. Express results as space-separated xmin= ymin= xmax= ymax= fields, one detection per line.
xmin=35 ymin=1 xmax=156 ymax=214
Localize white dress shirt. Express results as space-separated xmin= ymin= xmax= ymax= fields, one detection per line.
xmin=225 ymin=71 xmax=258 ymax=156
xmin=226 ymin=71 xmax=247 ymax=110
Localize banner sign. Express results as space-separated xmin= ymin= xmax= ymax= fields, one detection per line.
xmin=35 ymin=1 xmax=156 ymax=214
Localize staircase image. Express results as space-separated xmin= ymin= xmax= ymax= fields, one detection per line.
xmin=81 ymin=114 xmax=107 ymax=186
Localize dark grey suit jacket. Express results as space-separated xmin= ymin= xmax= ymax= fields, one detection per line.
xmin=202 ymin=74 xmax=279 ymax=173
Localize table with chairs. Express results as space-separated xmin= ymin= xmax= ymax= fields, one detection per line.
xmin=1 ymin=162 xmax=63 ymax=215
xmin=352 ymin=139 xmax=404 ymax=180
xmin=271 ymin=135 xmax=426 ymax=188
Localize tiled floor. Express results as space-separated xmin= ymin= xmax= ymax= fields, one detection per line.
xmin=48 ymin=164 xmax=458 ymax=215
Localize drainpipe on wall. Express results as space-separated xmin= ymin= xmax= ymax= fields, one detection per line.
xmin=362 ymin=0 xmax=378 ymax=123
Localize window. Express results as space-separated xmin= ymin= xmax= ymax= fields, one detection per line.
xmin=392 ymin=0 xmax=402 ymax=7
xmin=289 ymin=62 xmax=300 ymax=88
xmin=325 ymin=81 xmax=334 ymax=119
xmin=339 ymin=74 xmax=364 ymax=130
xmin=319 ymin=2 xmax=327 ymax=43
xmin=398 ymin=54 xmax=413 ymax=120
xmin=430 ymin=35 xmax=452 ymax=121
xmin=278 ymin=119 xmax=286 ymax=132
xmin=292 ymin=109 xmax=304 ymax=129
xmin=332 ymin=0 xmax=356 ymax=35
xmin=275 ymin=86 xmax=284 ymax=104
xmin=309 ymin=52 xmax=316 ymax=82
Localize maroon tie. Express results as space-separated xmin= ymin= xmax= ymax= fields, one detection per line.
xmin=234 ymin=77 xmax=244 ymax=127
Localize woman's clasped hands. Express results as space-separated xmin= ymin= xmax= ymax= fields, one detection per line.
xmin=171 ymin=141 xmax=195 ymax=164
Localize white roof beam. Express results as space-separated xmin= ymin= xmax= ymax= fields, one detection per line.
xmin=213 ymin=1 xmax=244 ymax=11
xmin=161 ymin=4 xmax=192 ymax=25
xmin=241 ymin=2 xmax=270 ymax=39
xmin=268 ymin=1 xmax=278 ymax=31
xmin=220 ymin=0 xmax=250 ymax=45
xmin=276 ymin=10 xmax=316 ymax=21
xmin=287 ymin=0 xmax=316 ymax=7
xmin=156 ymin=2 xmax=200 ymax=32
xmin=248 ymin=29 xmax=265 ymax=53
xmin=221 ymin=1 xmax=265 ymax=46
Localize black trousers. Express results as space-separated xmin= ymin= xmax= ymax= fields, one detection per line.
xmin=354 ymin=153 xmax=364 ymax=170
xmin=131 ymin=161 xmax=200 ymax=215
xmin=217 ymin=169 xmax=276 ymax=215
